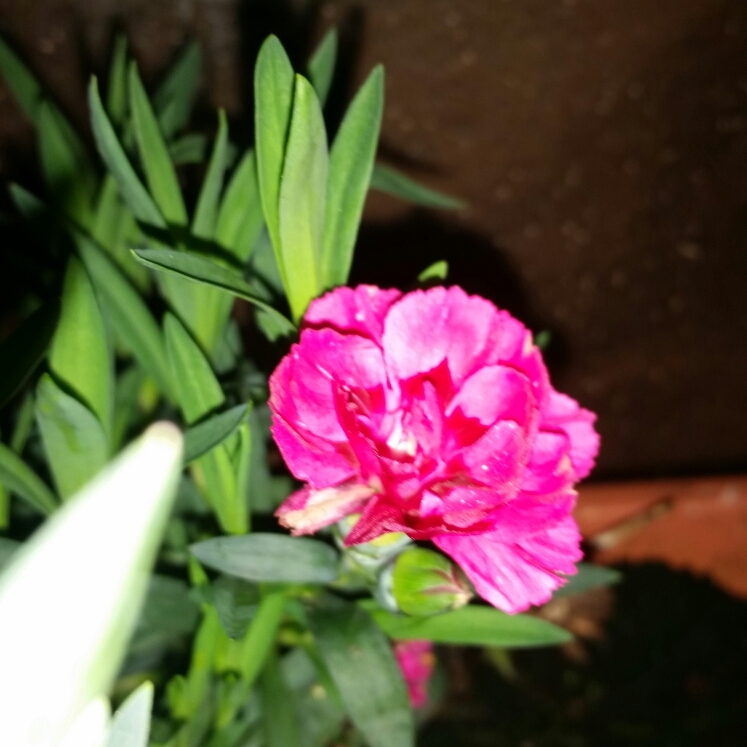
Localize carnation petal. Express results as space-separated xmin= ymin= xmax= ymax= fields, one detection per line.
xmin=434 ymin=505 xmax=582 ymax=613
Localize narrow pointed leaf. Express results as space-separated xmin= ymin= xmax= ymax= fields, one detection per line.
xmin=50 ymin=257 xmax=113 ymax=435
xmin=366 ymin=604 xmax=572 ymax=647
xmin=261 ymin=647 xmax=300 ymax=747
xmin=190 ymin=533 xmax=339 ymax=584
xmin=8 ymin=182 xmax=45 ymax=219
xmin=88 ymin=77 xmax=165 ymax=227
xmin=417 ymin=260 xmax=448 ymax=283
xmin=0 ymin=36 xmax=42 ymax=122
xmin=370 ymin=163 xmax=465 ymax=209
xmin=320 ymin=66 xmax=383 ymax=289
xmin=105 ymin=681 xmax=153 ymax=747
xmin=308 ymin=28 xmax=338 ymax=107
xmin=0 ymin=300 xmax=60 ymax=409
xmin=133 ymin=248 xmax=295 ymax=336
xmin=38 ymin=100 xmax=97 ymax=224
xmin=192 ymin=110 xmax=229 ymax=239
xmin=77 ymin=233 xmax=173 ymax=402
xmin=0 ymin=422 xmax=182 ymax=747
xmin=106 ymin=35 xmax=129 ymax=130
xmin=279 ymin=74 xmax=327 ymax=320
xmin=254 ymin=35 xmax=295 ymax=288
xmin=239 ymin=591 xmax=286 ymax=686
xmin=129 ymin=62 xmax=188 ymax=225
xmin=215 ymin=149 xmax=264 ymax=261
xmin=169 ymin=132 xmax=209 ymax=164
xmin=35 ymin=374 xmax=109 ymax=500
xmin=183 ymin=403 xmax=249 ymax=464
xmin=153 ymin=41 xmax=202 ymax=140
xmin=308 ymin=598 xmax=414 ymax=747
xmin=0 ymin=441 xmax=58 ymax=515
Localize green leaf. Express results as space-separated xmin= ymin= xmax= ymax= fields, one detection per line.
xmin=183 ymin=403 xmax=249 ymax=464
xmin=278 ymin=74 xmax=327 ymax=321
xmin=417 ymin=260 xmax=448 ymax=283
xmin=105 ymin=35 xmax=129 ymax=130
xmin=0 ymin=299 xmax=60 ymax=410
xmin=163 ymin=313 xmax=224 ymax=425
xmin=8 ymin=182 xmax=46 ymax=219
xmin=367 ymin=604 xmax=573 ymax=647
xmin=35 ymin=374 xmax=109 ymax=500
xmin=261 ymin=647 xmax=300 ymax=747
xmin=76 ymin=233 xmax=173 ymax=402
xmin=49 ymin=256 xmax=114 ymax=435
xmin=10 ymin=390 xmax=35 ymax=454
xmin=133 ymin=248 xmax=295 ymax=337
xmin=38 ymin=100 xmax=97 ymax=225
xmin=552 ymin=562 xmax=622 ymax=598
xmin=88 ymin=77 xmax=165 ymax=227
xmin=105 ymin=681 xmax=153 ymax=747
xmin=192 ymin=110 xmax=229 ymax=240
xmin=169 ymin=132 xmax=209 ymax=164
xmin=308 ymin=28 xmax=338 ymax=107
xmin=129 ymin=62 xmax=188 ymax=225
xmin=254 ymin=35 xmax=295 ymax=291
xmin=0 ymin=538 xmax=19 ymax=573
xmin=190 ymin=534 xmax=339 ymax=584
xmin=212 ymin=575 xmax=260 ymax=640
xmin=0 ymin=441 xmax=58 ymax=515
xmin=320 ymin=66 xmax=383 ymax=289
xmin=308 ymin=598 xmax=414 ymax=747
xmin=0 ymin=422 xmax=182 ymax=746
xmin=215 ymin=149 xmax=264 ymax=262
xmin=0 ymin=35 xmax=42 ymax=122
xmin=238 ymin=590 xmax=287 ymax=687
xmin=153 ymin=41 xmax=202 ymax=141
xmin=370 ymin=163 xmax=465 ymax=209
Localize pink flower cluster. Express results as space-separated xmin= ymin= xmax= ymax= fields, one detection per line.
xmin=394 ymin=640 xmax=435 ymax=708
xmin=270 ymin=285 xmax=599 ymax=612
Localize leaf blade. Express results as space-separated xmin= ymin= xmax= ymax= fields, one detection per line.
xmin=183 ymin=403 xmax=250 ymax=464
xmin=0 ymin=441 xmax=58 ymax=515
xmin=370 ymin=163 xmax=465 ymax=209
xmin=308 ymin=28 xmax=338 ymax=107
xmin=192 ymin=110 xmax=229 ymax=240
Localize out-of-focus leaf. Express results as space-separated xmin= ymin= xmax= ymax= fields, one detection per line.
xmin=278 ymin=74 xmax=327 ymax=321
xmin=367 ymin=603 xmax=572 ymax=647
xmin=38 ymin=100 xmax=96 ymax=225
xmin=370 ymin=163 xmax=465 ymax=209
xmin=49 ymin=256 xmax=113 ymax=435
xmin=417 ymin=260 xmax=448 ymax=283
xmin=0 ymin=441 xmax=57 ymax=516
xmin=254 ymin=35 xmax=295 ymax=291
xmin=0 ymin=538 xmax=19 ymax=573
xmin=212 ymin=575 xmax=260 ymax=640
xmin=105 ymin=35 xmax=129 ymax=131
xmin=192 ymin=110 xmax=229 ymax=240
xmin=129 ymin=62 xmax=188 ymax=225
xmin=169 ymin=132 xmax=209 ymax=164
xmin=238 ymin=590 xmax=286 ymax=688
xmin=0 ymin=422 xmax=182 ymax=747
xmin=320 ymin=66 xmax=383 ymax=290
xmin=215 ymin=149 xmax=264 ymax=262
xmin=133 ymin=248 xmax=295 ymax=337
xmin=10 ymin=391 xmax=35 ymax=454
xmin=35 ymin=374 xmax=109 ymax=500
xmin=89 ymin=77 xmax=165 ymax=227
xmin=112 ymin=366 xmax=146 ymax=453
xmin=8 ymin=182 xmax=46 ymax=219
xmin=0 ymin=300 xmax=60 ymax=410
xmin=0 ymin=36 xmax=42 ymax=122
xmin=552 ymin=562 xmax=622 ymax=598
xmin=308 ymin=28 xmax=337 ymax=108
xmin=261 ymin=647 xmax=300 ymax=747
xmin=153 ymin=41 xmax=202 ymax=141
xmin=104 ymin=681 xmax=153 ymax=747
xmin=308 ymin=597 xmax=414 ymax=747
xmin=183 ymin=403 xmax=249 ymax=464
xmin=190 ymin=534 xmax=339 ymax=584
xmin=77 ymin=233 xmax=173 ymax=402
xmin=247 ymin=404 xmax=293 ymax=514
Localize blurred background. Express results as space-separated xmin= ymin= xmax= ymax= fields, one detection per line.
xmin=0 ymin=1 xmax=746 ymax=744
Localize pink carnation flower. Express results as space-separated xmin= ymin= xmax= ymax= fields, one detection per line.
xmin=394 ymin=640 xmax=435 ymax=709
xmin=270 ymin=285 xmax=599 ymax=612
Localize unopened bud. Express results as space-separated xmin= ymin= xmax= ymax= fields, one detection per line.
xmin=392 ymin=547 xmax=473 ymax=616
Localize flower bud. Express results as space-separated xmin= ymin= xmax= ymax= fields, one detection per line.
xmin=392 ymin=547 xmax=473 ymax=616
xmin=335 ymin=514 xmax=411 ymax=574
